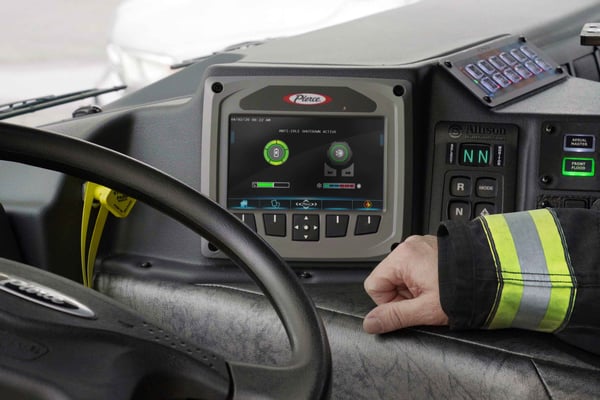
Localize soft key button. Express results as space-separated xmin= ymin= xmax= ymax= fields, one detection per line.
xmin=263 ymin=213 xmax=286 ymax=237
xmin=325 ymin=215 xmax=349 ymax=238
xmin=234 ymin=213 xmax=257 ymax=232
xmin=355 ymin=215 xmax=381 ymax=235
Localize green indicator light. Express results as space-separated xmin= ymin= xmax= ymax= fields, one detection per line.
xmin=562 ymin=157 xmax=595 ymax=177
xmin=256 ymin=181 xmax=275 ymax=188
xmin=263 ymin=140 xmax=289 ymax=166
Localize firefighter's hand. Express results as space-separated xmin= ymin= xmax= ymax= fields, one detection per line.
xmin=363 ymin=235 xmax=448 ymax=333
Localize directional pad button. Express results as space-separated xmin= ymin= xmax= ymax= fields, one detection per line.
xmin=292 ymin=215 xmax=319 ymax=241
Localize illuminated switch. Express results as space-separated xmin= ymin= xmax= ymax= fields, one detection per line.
xmin=489 ymin=56 xmax=507 ymax=70
xmin=465 ymin=64 xmax=485 ymax=79
xmin=503 ymin=68 xmax=522 ymax=83
xmin=525 ymin=61 xmax=543 ymax=75
xmin=520 ymin=45 xmax=537 ymax=59
xmin=535 ymin=57 xmax=553 ymax=71
xmin=480 ymin=77 xmax=500 ymax=93
xmin=492 ymin=72 xmax=511 ymax=88
xmin=477 ymin=60 xmax=496 ymax=75
xmin=500 ymin=52 xmax=518 ymax=66
xmin=515 ymin=64 xmax=533 ymax=79
xmin=562 ymin=157 xmax=595 ymax=177
xmin=510 ymin=49 xmax=528 ymax=63
xmin=564 ymin=135 xmax=595 ymax=152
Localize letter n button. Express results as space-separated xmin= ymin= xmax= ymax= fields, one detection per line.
xmin=448 ymin=201 xmax=471 ymax=221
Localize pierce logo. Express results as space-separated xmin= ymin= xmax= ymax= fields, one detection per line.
xmin=284 ymin=93 xmax=332 ymax=106
xmin=0 ymin=275 xmax=95 ymax=319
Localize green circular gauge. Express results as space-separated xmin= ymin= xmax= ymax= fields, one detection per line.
xmin=327 ymin=142 xmax=351 ymax=165
xmin=263 ymin=140 xmax=289 ymax=166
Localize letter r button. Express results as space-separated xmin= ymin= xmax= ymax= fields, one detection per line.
xmin=450 ymin=176 xmax=471 ymax=197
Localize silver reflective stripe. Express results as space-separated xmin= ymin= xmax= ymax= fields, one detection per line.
xmin=503 ymin=212 xmax=551 ymax=329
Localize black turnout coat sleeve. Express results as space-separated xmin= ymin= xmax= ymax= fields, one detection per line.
xmin=436 ymin=208 xmax=600 ymax=356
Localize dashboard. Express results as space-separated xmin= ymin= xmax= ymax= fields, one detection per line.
xmin=188 ymin=30 xmax=598 ymax=264
xmin=3 ymin=0 xmax=600 ymax=278
xmin=2 ymin=0 xmax=600 ymax=398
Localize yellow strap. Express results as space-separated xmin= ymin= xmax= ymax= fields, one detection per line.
xmin=87 ymin=206 xmax=108 ymax=287
xmin=81 ymin=183 xmax=136 ymax=288
xmin=81 ymin=183 xmax=96 ymax=287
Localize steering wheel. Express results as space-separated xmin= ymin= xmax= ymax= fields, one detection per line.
xmin=0 ymin=122 xmax=331 ymax=399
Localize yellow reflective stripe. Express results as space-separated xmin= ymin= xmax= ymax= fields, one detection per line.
xmin=481 ymin=214 xmax=524 ymax=329
xmin=530 ymin=209 xmax=576 ymax=332
xmin=481 ymin=209 xmax=576 ymax=332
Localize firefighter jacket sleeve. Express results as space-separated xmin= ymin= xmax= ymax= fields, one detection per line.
xmin=437 ymin=207 xmax=600 ymax=355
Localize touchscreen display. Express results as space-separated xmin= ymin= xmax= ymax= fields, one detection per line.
xmin=227 ymin=114 xmax=385 ymax=211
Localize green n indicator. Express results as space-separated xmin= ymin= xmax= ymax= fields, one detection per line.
xmin=459 ymin=144 xmax=490 ymax=167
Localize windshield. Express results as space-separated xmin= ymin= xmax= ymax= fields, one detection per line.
xmin=0 ymin=0 xmax=417 ymax=126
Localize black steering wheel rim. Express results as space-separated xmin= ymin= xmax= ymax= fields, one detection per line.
xmin=0 ymin=121 xmax=331 ymax=399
